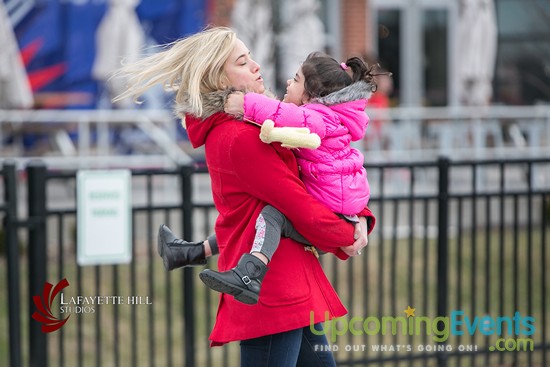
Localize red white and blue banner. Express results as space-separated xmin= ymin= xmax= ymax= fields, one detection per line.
xmin=4 ymin=0 xmax=207 ymax=109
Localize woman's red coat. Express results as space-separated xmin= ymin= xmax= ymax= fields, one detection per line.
xmin=185 ymin=112 xmax=375 ymax=346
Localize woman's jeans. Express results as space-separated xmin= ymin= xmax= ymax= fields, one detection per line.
xmin=240 ymin=323 xmax=336 ymax=367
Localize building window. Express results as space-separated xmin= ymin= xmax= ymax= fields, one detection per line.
xmin=494 ymin=0 xmax=550 ymax=105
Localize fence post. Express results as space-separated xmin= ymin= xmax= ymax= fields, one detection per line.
xmin=180 ymin=164 xmax=196 ymax=367
xmin=4 ymin=162 xmax=22 ymax=367
xmin=27 ymin=161 xmax=48 ymax=367
xmin=437 ymin=156 xmax=450 ymax=367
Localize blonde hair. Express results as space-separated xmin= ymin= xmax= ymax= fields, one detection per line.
xmin=112 ymin=26 xmax=237 ymax=117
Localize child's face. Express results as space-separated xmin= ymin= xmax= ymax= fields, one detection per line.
xmin=283 ymin=68 xmax=307 ymax=105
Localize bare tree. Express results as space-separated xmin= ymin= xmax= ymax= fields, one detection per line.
xmin=231 ymin=0 xmax=276 ymax=92
xmin=278 ymin=0 xmax=325 ymax=91
xmin=457 ymin=0 xmax=497 ymax=106
xmin=232 ymin=0 xmax=325 ymax=95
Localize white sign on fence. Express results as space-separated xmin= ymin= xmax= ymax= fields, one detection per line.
xmin=77 ymin=170 xmax=132 ymax=265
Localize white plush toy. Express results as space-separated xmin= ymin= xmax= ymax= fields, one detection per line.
xmin=259 ymin=119 xmax=321 ymax=149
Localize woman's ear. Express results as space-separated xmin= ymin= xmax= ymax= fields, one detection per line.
xmin=220 ymin=74 xmax=228 ymax=89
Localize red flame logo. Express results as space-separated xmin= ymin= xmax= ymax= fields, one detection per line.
xmin=32 ymin=278 xmax=71 ymax=333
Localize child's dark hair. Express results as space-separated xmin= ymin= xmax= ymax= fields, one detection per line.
xmin=301 ymin=52 xmax=379 ymax=99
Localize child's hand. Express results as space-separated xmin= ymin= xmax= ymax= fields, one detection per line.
xmin=224 ymin=92 xmax=245 ymax=118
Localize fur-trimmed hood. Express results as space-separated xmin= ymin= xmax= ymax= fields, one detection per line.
xmin=175 ymin=89 xmax=234 ymax=120
xmin=313 ymin=80 xmax=376 ymax=106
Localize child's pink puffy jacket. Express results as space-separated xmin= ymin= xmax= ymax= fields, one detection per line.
xmin=243 ymin=81 xmax=373 ymax=216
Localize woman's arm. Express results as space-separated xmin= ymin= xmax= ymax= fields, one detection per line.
xmin=228 ymin=127 xmax=367 ymax=258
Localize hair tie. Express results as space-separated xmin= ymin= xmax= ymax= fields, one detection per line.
xmin=340 ymin=62 xmax=349 ymax=70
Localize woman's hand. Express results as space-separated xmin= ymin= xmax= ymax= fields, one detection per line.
xmin=224 ymin=92 xmax=245 ymax=117
xmin=340 ymin=217 xmax=369 ymax=257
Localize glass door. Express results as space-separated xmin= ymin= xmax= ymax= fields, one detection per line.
xmin=423 ymin=9 xmax=448 ymax=106
xmin=370 ymin=0 xmax=458 ymax=106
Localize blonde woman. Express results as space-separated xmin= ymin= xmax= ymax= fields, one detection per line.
xmin=115 ymin=26 xmax=374 ymax=367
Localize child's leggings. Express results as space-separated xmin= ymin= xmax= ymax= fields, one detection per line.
xmin=251 ymin=205 xmax=311 ymax=261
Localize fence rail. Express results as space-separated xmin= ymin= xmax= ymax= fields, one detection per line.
xmin=0 ymin=109 xmax=192 ymax=168
xmin=1 ymin=157 xmax=549 ymax=367
xmin=2 ymin=105 xmax=550 ymax=168
xmin=363 ymin=104 xmax=550 ymax=161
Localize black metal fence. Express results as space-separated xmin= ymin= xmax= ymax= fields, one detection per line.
xmin=1 ymin=157 xmax=549 ymax=367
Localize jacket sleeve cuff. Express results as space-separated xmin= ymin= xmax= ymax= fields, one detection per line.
xmin=334 ymin=248 xmax=350 ymax=260
xmin=358 ymin=206 xmax=376 ymax=234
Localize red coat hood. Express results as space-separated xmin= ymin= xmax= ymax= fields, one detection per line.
xmin=185 ymin=112 xmax=232 ymax=148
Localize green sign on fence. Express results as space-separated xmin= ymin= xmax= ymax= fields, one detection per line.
xmin=77 ymin=170 xmax=132 ymax=265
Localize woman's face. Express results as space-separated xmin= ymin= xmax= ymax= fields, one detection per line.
xmin=223 ymin=39 xmax=264 ymax=93
xmin=283 ymin=67 xmax=307 ymax=105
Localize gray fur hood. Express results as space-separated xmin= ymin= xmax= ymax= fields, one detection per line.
xmin=313 ymin=80 xmax=376 ymax=106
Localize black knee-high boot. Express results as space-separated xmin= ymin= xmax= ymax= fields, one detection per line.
xmin=199 ymin=253 xmax=267 ymax=305
xmin=157 ymin=224 xmax=207 ymax=270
